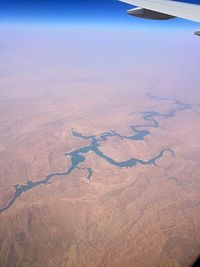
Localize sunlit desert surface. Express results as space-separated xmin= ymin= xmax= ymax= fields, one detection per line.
xmin=0 ymin=25 xmax=200 ymax=267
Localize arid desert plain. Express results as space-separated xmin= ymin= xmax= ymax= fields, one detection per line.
xmin=0 ymin=25 xmax=200 ymax=267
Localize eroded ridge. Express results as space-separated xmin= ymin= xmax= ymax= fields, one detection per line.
xmin=0 ymin=94 xmax=193 ymax=214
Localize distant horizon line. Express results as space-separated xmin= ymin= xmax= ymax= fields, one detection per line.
xmin=0 ymin=18 xmax=199 ymax=30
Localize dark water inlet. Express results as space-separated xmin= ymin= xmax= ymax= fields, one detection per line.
xmin=0 ymin=94 xmax=193 ymax=214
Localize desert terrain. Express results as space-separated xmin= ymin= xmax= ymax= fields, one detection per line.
xmin=0 ymin=25 xmax=200 ymax=267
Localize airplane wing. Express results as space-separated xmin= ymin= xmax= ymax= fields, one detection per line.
xmin=119 ymin=0 xmax=200 ymax=35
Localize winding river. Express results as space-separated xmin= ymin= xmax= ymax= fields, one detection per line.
xmin=0 ymin=94 xmax=193 ymax=214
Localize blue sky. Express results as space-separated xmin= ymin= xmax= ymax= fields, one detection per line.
xmin=2 ymin=0 xmax=127 ymax=23
xmin=1 ymin=0 xmax=200 ymax=27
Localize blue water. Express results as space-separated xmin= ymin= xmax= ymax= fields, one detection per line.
xmin=0 ymin=93 xmax=192 ymax=214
